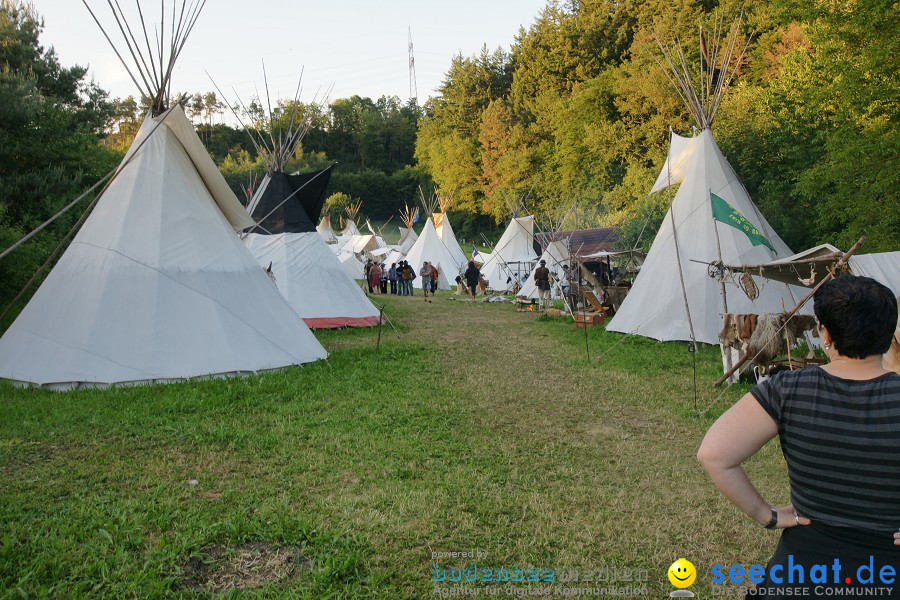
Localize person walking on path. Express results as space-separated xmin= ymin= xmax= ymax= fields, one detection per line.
xmin=419 ymin=261 xmax=434 ymax=303
xmin=465 ymin=260 xmax=480 ymax=302
xmin=534 ymin=259 xmax=551 ymax=311
xmin=698 ymin=275 xmax=900 ymax=596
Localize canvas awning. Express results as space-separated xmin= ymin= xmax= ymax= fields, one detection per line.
xmin=577 ymin=249 xmax=646 ymax=263
xmin=722 ymin=244 xmax=900 ymax=295
xmin=721 ymin=244 xmax=844 ymax=287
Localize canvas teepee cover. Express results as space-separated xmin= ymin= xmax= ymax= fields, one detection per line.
xmin=0 ymin=106 xmax=327 ymax=388
xmin=606 ymin=130 xmax=804 ymax=343
xmin=243 ymin=166 xmax=380 ymax=328
xmin=399 ymin=225 xmax=418 ymax=252
xmin=479 ymin=216 xmax=539 ymax=291
xmin=403 ymin=218 xmax=465 ymax=290
xmin=433 ymin=212 xmax=469 ymax=271
xmin=607 ymin=18 xmax=810 ymax=344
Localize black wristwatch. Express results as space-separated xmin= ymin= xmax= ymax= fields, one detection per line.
xmin=764 ymin=507 xmax=778 ymax=529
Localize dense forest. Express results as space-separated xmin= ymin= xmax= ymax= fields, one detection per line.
xmin=0 ymin=0 xmax=897 ymax=315
xmin=416 ymin=0 xmax=898 ymax=253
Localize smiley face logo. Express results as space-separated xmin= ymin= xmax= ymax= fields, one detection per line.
xmin=668 ymin=558 xmax=696 ymax=588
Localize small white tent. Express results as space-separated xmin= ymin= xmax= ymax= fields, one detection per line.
xmin=243 ymin=167 xmax=380 ymax=329
xmin=379 ymin=206 xmax=421 ymax=268
xmin=233 ymin=77 xmax=379 ymax=329
xmin=479 ymin=216 xmax=539 ymax=292
xmin=399 ymin=226 xmax=418 ymax=253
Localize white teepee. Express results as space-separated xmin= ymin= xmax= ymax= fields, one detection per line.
xmin=607 ymin=19 xmax=807 ymax=344
xmin=479 ymin=216 xmax=539 ymax=292
xmin=0 ymin=3 xmax=327 ymax=387
xmin=0 ymin=105 xmax=327 ymax=388
xmin=399 ymin=226 xmax=419 ymax=252
xmin=243 ymin=170 xmax=380 ymax=329
xmin=403 ymin=218 xmax=464 ymax=290
xmin=381 ymin=205 xmax=420 ymax=267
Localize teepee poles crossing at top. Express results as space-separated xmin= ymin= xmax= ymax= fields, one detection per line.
xmin=655 ymin=13 xmax=751 ymax=130
xmin=82 ymin=0 xmax=207 ymax=115
xmin=417 ymin=186 xmax=439 ymax=218
xmin=209 ymin=66 xmax=333 ymax=176
xmin=399 ymin=204 xmax=419 ymax=230
xmin=344 ymin=199 xmax=362 ymax=227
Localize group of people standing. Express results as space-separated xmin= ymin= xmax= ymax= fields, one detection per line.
xmin=365 ymin=259 xmax=442 ymax=299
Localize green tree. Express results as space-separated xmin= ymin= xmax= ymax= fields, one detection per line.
xmin=0 ymin=1 xmax=119 ymax=320
xmin=323 ymin=192 xmax=352 ymax=223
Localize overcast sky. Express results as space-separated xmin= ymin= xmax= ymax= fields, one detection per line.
xmin=36 ymin=1 xmax=547 ymax=111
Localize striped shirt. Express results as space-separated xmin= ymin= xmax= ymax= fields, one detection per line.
xmin=752 ymin=367 xmax=900 ymax=533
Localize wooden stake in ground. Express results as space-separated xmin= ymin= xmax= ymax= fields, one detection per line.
xmin=376 ymin=305 xmax=385 ymax=350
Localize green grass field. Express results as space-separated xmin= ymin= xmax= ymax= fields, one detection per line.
xmin=0 ymin=291 xmax=791 ymax=598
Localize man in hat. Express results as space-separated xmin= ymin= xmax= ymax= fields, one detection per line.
xmin=534 ymin=259 xmax=551 ymax=311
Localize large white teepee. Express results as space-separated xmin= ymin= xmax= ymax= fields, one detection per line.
xmin=607 ymin=19 xmax=807 ymax=344
xmin=0 ymin=106 xmax=327 ymax=388
xmin=479 ymin=216 xmax=539 ymax=291
xmin=607 ymin=130 xmax=805 ymax=344
xmin=403 ymin=218 xmax=465 ymax=289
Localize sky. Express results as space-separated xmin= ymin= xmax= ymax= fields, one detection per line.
xmin=36 ymin=0 xmax=548 ymax=114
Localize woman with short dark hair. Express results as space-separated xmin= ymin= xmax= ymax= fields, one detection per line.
xmin=698 ymin=276 xmax=899 ymax=598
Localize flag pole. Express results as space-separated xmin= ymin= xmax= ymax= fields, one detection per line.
xmin=711 ymin=189 xmax=733 ymax=377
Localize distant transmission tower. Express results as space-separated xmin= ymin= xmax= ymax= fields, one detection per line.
xmin=408 ymin=26 xmax=418 ymax=103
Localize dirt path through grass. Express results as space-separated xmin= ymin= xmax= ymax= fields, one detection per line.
xmin=330 ymin=294 xmax=789 ymax=596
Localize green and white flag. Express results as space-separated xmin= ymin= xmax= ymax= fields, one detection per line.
xmin=710 ymin=192 xmax=777 ymax=254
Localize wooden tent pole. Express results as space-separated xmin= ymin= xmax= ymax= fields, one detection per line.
xmin=713 ymin=236 xmax=866 ymax=386
xmin=376 ymin=305 xmax=385 ymax=350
